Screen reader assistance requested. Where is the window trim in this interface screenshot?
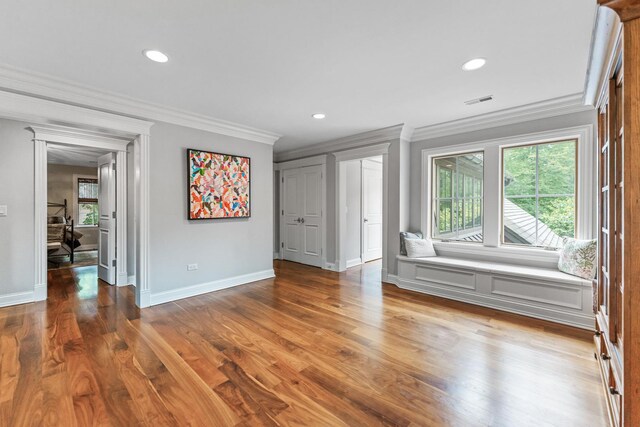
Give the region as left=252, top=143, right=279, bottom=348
left=73, top=173, right=98, bottom=228
left=500, top=138, right=579, bottom=248
left=420, top=124, right=595, bottom=263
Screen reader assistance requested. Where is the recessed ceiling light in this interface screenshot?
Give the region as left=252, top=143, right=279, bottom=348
left=143, top=49, right=169, bottom=63
left=312, top=113, right=326, bottom=119
left=462, top=57, right=486, bottom=71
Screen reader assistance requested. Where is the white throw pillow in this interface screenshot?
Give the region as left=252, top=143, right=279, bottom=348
left=404, top=239, right=437, bottom=258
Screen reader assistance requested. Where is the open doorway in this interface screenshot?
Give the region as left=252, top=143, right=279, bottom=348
left=46, top=143, right=124, bottom=288
left=344, top=156, right=383, bottom=268
left=39, top=131, right=132, bottom=302
left=46, top=144, right=102, bottom=270
left=335, top=142, right=389, bottom=277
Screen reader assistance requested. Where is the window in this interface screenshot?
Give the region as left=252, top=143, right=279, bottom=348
left=432, top=152, right=483, bottom=242
left=77, top=178, right=98, bottom=226
left=502, top=139, right=576, bottom=248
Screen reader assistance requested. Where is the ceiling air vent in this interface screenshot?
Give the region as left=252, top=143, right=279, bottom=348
left=464, top=95, right=493, bottom=105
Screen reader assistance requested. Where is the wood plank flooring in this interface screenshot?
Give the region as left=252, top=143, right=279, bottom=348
left=0, top=260, right=607, bottom=426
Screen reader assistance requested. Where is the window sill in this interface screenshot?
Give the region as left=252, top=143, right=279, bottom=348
left=432, top=241, right=560, bottom=269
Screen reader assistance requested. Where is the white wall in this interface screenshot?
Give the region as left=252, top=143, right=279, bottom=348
left=345, top=160, right=362, bottom=263
left=148, top=122, right=274, bottom=296
left=0, top=119, right=35, bottom=296
left=0, top=117, right=274, bottom=305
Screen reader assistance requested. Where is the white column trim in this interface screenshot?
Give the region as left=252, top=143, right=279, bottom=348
left=34, top=139, right=48, bottom=301
left=135, top=134, right=151, bottom=307
left=116, top=150, right=128, bottom=286
left=381, top=151, right=389, bottom=282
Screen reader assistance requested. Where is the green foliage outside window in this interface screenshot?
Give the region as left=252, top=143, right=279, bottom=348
left=503, top=140, right=576, bottom=243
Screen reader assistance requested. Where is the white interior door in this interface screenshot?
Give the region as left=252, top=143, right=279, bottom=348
left=282, top=168, right=302, bottom=262
left=98, top=153, right=116, bottom=284
left=362, top=159, right=383, bottom=262
left=281, top=165, right=323, bottom=267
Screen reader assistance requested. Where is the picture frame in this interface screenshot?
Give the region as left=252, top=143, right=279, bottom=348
left=187, top=148, right=251, bottom=220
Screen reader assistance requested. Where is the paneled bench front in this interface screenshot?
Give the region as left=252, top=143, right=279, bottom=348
left=396, top=255, right=594, bottom=329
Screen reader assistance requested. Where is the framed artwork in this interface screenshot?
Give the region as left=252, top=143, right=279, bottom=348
left=187, top=148, right=251, bottom=219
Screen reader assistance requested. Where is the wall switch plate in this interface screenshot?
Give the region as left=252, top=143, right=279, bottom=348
left=187, top=263, right=198, bottom=271
left=0, top=205, right=6, bottom=217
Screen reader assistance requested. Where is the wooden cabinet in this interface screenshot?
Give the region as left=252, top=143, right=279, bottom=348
left=595, top=1, right=640, bottom=426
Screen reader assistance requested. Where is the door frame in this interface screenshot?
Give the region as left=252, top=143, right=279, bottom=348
left=33, top=125, right=130, bottom=286
left=0, top=90, right=153, bottom=307
left=334, top=143, right=390, bottom=273
left=274, top=155, right=327, bottom=268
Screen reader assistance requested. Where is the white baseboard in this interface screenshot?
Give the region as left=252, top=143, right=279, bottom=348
left=273, top=252, right=280, bottom=260
left=323, top=262, right=337, bottom=271
left=138, top=289, right=151, bottom=308
left=346, top=258, right=362, bottom=269
left=34, top=283, right=47, bottom=301
left=149, top=269, right=275, bottom=306
left=0, top=290, right=35, bottom=308
left=128, top=275, right=136, bottom=286
left=117, top=272, right=129, bottom=287
left=384, top=273, right=398, bottom=285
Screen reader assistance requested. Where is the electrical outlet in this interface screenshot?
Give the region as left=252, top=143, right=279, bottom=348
left=187, top=263, right=198, bottom=271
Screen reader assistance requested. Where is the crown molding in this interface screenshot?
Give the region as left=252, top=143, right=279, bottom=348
left=411, top=94, right=593, bottom=143
left=0, top=64, right=281, bottom=145
left=584, top=6, right=622, bottom=107
left=0, top=90, right=153, bottom=136
left=274, top=123, right=410, bottom=162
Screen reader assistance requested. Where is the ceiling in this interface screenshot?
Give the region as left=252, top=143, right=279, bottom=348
left=0, top=1, right=597, bottom=152
left=47, top=144, right=108, bottom=167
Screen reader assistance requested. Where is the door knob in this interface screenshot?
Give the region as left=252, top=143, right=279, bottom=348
left=300, top=217, right=305, bottom=224
left=294, top=218, right=301, bottom=223
left=363, top=218, right=368, bottom=222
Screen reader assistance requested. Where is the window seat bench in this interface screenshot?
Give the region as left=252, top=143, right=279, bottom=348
left=395, top=255, right=594, bottom=329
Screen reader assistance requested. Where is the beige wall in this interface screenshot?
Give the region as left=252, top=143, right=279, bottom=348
left=47, top=163, right=98, bottom=248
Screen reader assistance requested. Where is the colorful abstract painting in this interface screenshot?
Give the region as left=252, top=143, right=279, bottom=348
left=188, top=149, right=250, bottom=219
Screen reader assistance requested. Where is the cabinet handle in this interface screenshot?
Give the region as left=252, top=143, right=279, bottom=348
left=601, top=353, right=611, bottom=361
left=594, top=330, right=602, bottom=337
left=609, top=386, right=619, bottom=395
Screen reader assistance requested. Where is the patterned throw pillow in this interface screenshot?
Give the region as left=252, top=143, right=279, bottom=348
left=400, top=231, right=423, bottom=255
left=558, top=237, right=597, bottom=280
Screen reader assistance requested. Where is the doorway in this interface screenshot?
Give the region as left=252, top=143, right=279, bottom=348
left=46, top=144, right=124, bottom=287
left=344, top=157, right=383, bottom=268
left=335, top=142, right=389, bottom=275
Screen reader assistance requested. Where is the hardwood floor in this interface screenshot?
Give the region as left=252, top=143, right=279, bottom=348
left=0, top=261, right=607, bottom=426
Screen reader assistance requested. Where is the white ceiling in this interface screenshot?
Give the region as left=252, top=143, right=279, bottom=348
left=0, top=1, right=597, bottom=152
left=47, top=144, right=107, bottom=167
